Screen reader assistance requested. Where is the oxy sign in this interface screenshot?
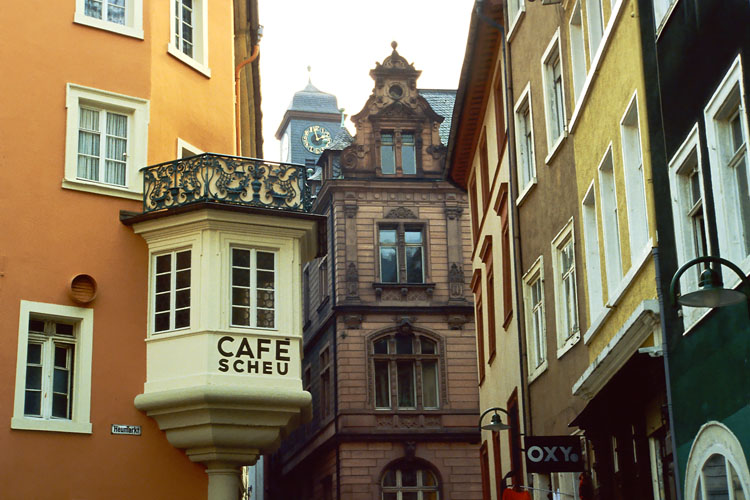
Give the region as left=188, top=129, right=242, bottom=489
left=524, top=435, right=584, bottom=473
left=217, top=335, right=294, bottom=376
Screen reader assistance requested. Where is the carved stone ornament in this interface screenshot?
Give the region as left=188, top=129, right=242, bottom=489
left=346, top=262, right=359, bottom=298
left=343, top=314, right=362, bottom=329
left=448, top=263, right=465, bottom=298
left=385, top=207, right=417, bottom=219
left=447, top=314, right=467, bottom=330
left=404, top=441, right=417, bottom=459
left=427, top=143, right=447, bottom=160
left=444, top=206, right=463, bottom=220
left=344, top=205, right=358, bottom=218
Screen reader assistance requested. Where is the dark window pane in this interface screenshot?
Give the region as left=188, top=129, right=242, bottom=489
left=257, top=290, right=275, bottom=309
left=257, top=309, right=274, bottom=328
left=233, top=248, right=250, bottom=268
left=406, top=247, right=423, bottom=283
left=27, top=343, right=42, bottom=364
left=26, top=366, right=42, bottom=390
left=232, top=307, right=250, bottom=326
left=420, top=338, right=436, bottom=354
left=155, top=292, right=170, bottom=312
left=175, top=308, right=190, bottom=329
left=383, top=469, right=396, bottom=487
left=257, top=251, right=275, bottom=270
left=24, top=391, right=41, bottom=416
left=176, top=269, right=190, bottom=289
left=375, top=361, right=390, bottom=408
left=56, top=323, right=74, bottom=336
left=422, top=361, right=439, bottom=408
left=232, top=287, right=250, bottom=307
left=257, top=271, right=274, bottom=289
left=423, top=470, right=437, bottom=486
left=53, top=368, right=69, bottom=393
left=233, top=267, right=250, bottom=287
left=380, top=248, right=398, bottom=283
left=156, top=254, right=171, bottom=273
left=155, top=273, right=171, bottom=293
left=175, top=289, right=190, bottom=308
left=154, top=312, right=170, bottom=332
left=374, top=338, right=389, bottom=354
left=28, top=319, right=45, bottom=333
left=54, top=346, right=68, bottom=368
left=401, top=469, right=417, bottom=487
left=52, top=393, right=70, bottom=419
left=402, top=493, right=418, bottom=500
left=383, top=494, right=397, bottom=500
left=176, top=250, right=191, bottom=270
left=397, top=361, right=415, bottom=408
left=396, top=335, right=413, bottom=354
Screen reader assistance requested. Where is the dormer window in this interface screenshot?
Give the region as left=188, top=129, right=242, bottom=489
left=380, top=131, right=418, bottom=176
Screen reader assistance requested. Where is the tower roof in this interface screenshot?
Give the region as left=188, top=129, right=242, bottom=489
left=286, top=81, right=341, bottom=115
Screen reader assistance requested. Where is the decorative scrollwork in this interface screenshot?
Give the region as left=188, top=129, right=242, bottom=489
left=141, top=154, right=312, bottom=214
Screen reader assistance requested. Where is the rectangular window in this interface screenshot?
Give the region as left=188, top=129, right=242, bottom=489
left=492, top=431, right=503, bottom=498
left=405, top=229, right=424, bottom=283
left=421, top=359, right=439, bottom=408
left=669, top=125, right=711, bottom=328
left=514, top=85, right=536, bottom=193
left=507, top=0, right=525, bottom=32
left=303, top=266, right=310, bottom=323
left=64, top=84, right=149, bottom=199
left=586, top=0, right=604, bottom=58
left=381, top=133, right=396, bottom=174
left=620, top=94, right=650, bottom=258
left=494, top=71, right=507, bottom=151
left=569, top=2, right=587, bottom=104
left=476, top=292, right=486, bottom=383
left=373, top=335, right=439, bottom=410
left=480, top=132, right=491, bottom=211
left=77, top=106, right=128, bottom=186
left=153, top=249, right=191, bottom=333
left=231, top=248, right=276, bottom=329
left=320, top=346, right=331, bottom=419
left=481, top=238, right=496, bottom=361
left=402, top=134, right=416, bottom=175
left=379, top=228, right=399, bottom=282
left=470, top=175, right=481, bottom=244
left=396, top=361, right=416, bottom=408
left=705, top=56, right=750, bottom=275
left=582, top=183, right=604, bottom=319
left=378, top=225, right=425, bottom=284
left=523, top=257, right=546, bottom=378
left=74, top=0, right=144, bottom=39
left=375, top=358, right=391, bottom=408
left=480, top=441, right=491, bottom=500
left=168, top=0, right=209, bottom=76
left=542, top=31, right=566, bottom=152
left=13, top=301, right=94, bottom=434
left=497, top=185, right=513, bottom=327
left=552, top=220, right=580, bottom=355
left=318, top=257, right=329, bottom=304
left=598, top=148, right=623, bottom=295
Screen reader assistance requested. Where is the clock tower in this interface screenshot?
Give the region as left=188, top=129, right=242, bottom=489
left=275, top=75, right=342, bottom=165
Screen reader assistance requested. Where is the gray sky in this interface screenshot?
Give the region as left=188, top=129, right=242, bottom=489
left=257, top=0, right=475, bottom=161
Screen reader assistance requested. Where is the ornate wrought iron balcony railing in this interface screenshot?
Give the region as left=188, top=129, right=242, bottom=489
left=141, top=153, right=313, bottom=214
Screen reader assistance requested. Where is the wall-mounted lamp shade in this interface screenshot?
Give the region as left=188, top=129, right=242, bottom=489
left=677, top=267, right=748, bottom=308
left=481, top=412, right=511, bottom=432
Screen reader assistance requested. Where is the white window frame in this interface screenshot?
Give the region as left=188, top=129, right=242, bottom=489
left=12, top=301, right=94, bottom=434
left=152, top=248, right=193, bottom=334
left=514, top=83, right=537, bottom=203
left=569, top=2, right=587, bottom=105
left=168, top=0, right=211, bottom=78
left=177, top=137, right=203, bottom=158
left=620, top=92, right=650, bottom=260
left=668, top=124, right=712, bottom=330
left=506, top=0, right=526, bottom=41
left=74, top=0, right=144, bottom=39
left=685, top=422, right=750, bottom=500
left=585, top=0, right=604, bottom=60
left=551, top=218, right=580, bottom=358
left=229, top=247, right=278, bottom=330
left=523, top=256, right=547, bottom=382
left=598, top=146, right=623, bottom=296
left=582, top=181, right=605, bottom=322
left=653, top=0, right=679, bottom=35
left=541, top=29, right=567, bottom=162
left=64, top=83, right=149, bottom=200
left=705, top=55, right=750, bottom=285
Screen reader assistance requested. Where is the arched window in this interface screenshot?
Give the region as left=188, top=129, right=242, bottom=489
left=686, top=422, right=750, bottom=500
left=372, top=331, right=440, bottom=410
left=381, top=463, right=440, bottom=500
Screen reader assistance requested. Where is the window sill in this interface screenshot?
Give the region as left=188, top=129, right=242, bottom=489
left=544, top=131, right=567, bottom=165
left=506, top=9, right=525, bottom=44
left=11, top=416, right=92, bottom=434
left=556, top=331, right=580, bottom=359
left=167, top=45, right=211, bottom=78
left=62, top=178, right=142, bottom=200
left=515, top=178, right=537, bottom=206
left=527, top=359, right=548, bottom=384
left=74, top=13, right=144, bottom=39
left=502, top=310, right=513, bottom=330
left=317, top=295, right=330, bottom=313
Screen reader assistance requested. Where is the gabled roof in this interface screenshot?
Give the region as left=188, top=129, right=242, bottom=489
left=419, top=89, right=457, bottom=146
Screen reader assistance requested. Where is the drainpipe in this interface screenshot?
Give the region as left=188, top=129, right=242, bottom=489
left=475, top=0, right=532, bottom=482
left=235, top=30, right=262, bottom=156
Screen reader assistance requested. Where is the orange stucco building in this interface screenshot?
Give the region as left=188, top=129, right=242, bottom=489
left=0, top=1, right=262, bottom=498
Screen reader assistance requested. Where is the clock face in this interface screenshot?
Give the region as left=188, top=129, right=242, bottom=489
left=302, top=125, right=332, bottom=154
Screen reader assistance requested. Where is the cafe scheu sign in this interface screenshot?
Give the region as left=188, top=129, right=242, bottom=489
left=217, top=335, right=294, bottom=376
left=524, top=435, right=584, bottom=473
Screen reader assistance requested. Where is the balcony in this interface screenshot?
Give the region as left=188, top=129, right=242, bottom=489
left=141, top=153, right=314, bottom=215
